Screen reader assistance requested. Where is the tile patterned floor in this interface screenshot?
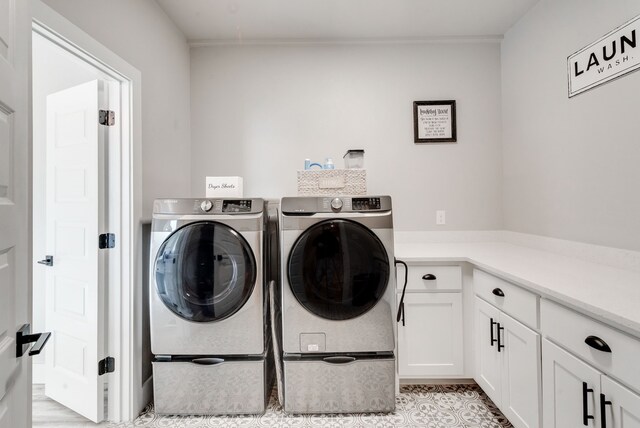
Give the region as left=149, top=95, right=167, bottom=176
left=105, top=384, right=513, bottom=428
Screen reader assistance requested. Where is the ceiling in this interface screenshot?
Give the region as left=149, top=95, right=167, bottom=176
left=155, top=0, right=541, bottom=44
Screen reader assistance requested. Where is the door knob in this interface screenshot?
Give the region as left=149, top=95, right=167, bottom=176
left=16, top=324, right=51, bottom=357
left=37, top=255, right=53, bottom=266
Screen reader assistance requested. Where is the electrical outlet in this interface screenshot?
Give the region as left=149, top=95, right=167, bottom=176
left=436, top=210, right=446, bottom=225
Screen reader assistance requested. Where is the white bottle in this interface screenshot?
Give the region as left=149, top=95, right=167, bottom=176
left=323, top=158, right=335, bottom=170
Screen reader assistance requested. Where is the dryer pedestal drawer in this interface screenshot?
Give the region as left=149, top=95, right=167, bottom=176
left=153, top=358, right=271, bottom=415
left=283, top=355, right=396, bottom=414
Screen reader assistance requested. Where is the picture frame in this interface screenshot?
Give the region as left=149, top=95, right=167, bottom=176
left=413, top=100, right=457, bottom=143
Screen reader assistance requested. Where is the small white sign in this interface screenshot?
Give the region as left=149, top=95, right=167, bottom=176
left=568, top=15, right=640, bottom=97
left=205, top=176, right=243, bottom=197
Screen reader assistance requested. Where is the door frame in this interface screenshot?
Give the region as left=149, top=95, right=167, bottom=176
left=31, top=1, right=143, bottom=422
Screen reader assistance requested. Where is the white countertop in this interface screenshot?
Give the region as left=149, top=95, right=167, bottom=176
left=395, top=241, right=640, bottom=338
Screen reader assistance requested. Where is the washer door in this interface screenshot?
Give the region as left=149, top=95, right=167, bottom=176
left=154, top=221, right=257, bottom=322
left=287, top=219, right=390, bottom=320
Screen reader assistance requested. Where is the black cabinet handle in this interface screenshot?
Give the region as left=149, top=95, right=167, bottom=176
left=583, top=382, right=595, bottom=426
left=492, top=288, right=505, bottom=297
left=490, top=318, right=498, bottom=347
left=497, top=323, right=505, bottom=352
left=422, top=274, right=436, bottom=280
left=585, top=336, right=612, bottom=353
left=600, top=393, right=612, bottom=428
left=16, top=324, right=51, bottom=357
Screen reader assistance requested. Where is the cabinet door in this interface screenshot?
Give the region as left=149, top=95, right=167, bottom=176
left=397, top=293, right=463, bottom=377
left=475, top=297, right=502, bottom=405
left=543, top=339, right=601, bottom=428
left=500, top=312, right=541, bottom=428
left=601, top=376, right=640, bottom=428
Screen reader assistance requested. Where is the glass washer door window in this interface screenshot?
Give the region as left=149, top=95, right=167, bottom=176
left=288, top=219, right=390, bottom=320
left=154, top=221, right=257, bottom=322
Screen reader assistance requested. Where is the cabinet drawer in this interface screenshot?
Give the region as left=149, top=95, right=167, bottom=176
left=474, top=269, right=538, bottom=329
left=402, top=265, right=462, bottom=292
left=541, top=299, right=640, bottom=393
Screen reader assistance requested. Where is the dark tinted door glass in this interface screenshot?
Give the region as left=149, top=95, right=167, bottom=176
left=155, top=221, right=256, bottom=322
left=288, top=219, right=390, bottom=320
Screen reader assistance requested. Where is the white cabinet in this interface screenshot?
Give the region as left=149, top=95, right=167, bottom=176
left=541, top=299, right=640, bottom=392
left=541, top=299, right=640, bottom=428
left=396, top=264, right=463, bottom=378
left=475, top=296, right=541, bottom=428
left=397, top=292, right=463, bottom=376
left=601, top=376, right=640, bottom=428
left=543, top=338, right=640, bottom=428
left=475, top=296, right=501, bottom=400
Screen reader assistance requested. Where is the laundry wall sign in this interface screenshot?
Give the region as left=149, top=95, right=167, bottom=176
left=568, top=14, right=639, bottom=97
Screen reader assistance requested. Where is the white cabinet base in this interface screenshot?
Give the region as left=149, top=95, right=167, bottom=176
left=543, top=339, right=601, bottom=428
left=475, top=296, right=541, bottom=428
left=602, top=376, right=640, bottom=428
left=397, top=293, right=463, bottom=377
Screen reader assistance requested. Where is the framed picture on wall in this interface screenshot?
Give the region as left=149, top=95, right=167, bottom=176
left=413, top=100, right=457, bottom=143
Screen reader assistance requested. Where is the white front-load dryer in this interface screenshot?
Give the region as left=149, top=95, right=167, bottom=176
left=150, top=198, right=265, bottom=356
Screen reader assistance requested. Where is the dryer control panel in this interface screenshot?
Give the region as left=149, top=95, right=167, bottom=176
left=152, top=198, right=264, bottom=215
left=222, top=199, right=252, bottom=213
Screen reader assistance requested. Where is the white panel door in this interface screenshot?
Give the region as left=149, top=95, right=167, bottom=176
left=0, top=0, right=32, bottom=427
left=474, top=297, right=502, bottom=405
left=601, top=376, right=640, bottom=428
left=44, top=80, right=107, bottom=423
left=543, top=338, right=601, bottom=428
left=397, top=292, right=463, bottom=376
left=500, top=311, right=541, bottom=428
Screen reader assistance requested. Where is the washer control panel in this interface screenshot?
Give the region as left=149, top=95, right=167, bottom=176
left=352, top=197, right=381, bottom=211
left=303, top=196, right=389, bottom=213
left=330, top=198, right=343, bottom=211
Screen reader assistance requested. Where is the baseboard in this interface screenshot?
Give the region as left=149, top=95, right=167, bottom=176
left=400, top=378, right=476, bottom=385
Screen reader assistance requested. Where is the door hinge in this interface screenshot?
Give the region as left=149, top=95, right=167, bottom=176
left=98, top=233, right=116, bottom=249
left=98, top=357, right=115, bottom=375
left=99, top=109, right=115, bottom=126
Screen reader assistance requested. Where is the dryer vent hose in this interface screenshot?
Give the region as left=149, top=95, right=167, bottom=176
left=394, top=258, right=408, bottom=326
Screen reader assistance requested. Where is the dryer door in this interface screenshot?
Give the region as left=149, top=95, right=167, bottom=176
left=287, top=219, right=390, bottom=320
left=154, top=221, right=257, bottom=322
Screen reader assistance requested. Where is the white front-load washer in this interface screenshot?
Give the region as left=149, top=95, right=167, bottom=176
left=279, top=196, right=396, bottom=414
left=149, top=198, right=272, bottom=415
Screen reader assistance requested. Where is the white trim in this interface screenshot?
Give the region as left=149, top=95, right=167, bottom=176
left=31, top=0, right=143, bottom=422
left=188, top=35, right=504, bottom=47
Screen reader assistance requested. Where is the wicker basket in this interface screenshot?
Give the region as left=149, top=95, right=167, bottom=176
left=297, top=169, right=367, bottom=196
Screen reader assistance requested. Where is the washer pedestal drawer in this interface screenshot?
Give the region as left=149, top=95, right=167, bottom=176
left=283, top=354, right=396, bottom=414
left=153, top=358, right=271, bottom=415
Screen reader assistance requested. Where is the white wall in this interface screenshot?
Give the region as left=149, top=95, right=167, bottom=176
left=190, top=43, right=503, bottom=231
left=502, top=0, right=640, bottom=251
left=31, top=32, right=111, bottom=382
left=42, top=0, right=191, bottom=219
